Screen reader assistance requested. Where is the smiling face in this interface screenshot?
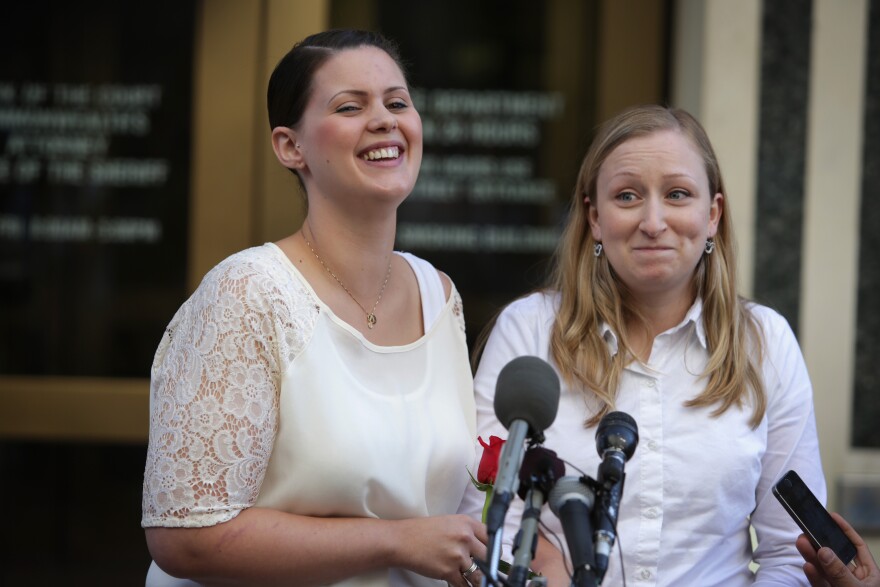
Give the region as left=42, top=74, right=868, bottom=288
left=290, top=45, right=422, bottom=208
left=589, top=128, right=723, bottom=303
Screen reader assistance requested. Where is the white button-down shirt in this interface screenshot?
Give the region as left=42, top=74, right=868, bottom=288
left=460, top=292, right=824, bottom=586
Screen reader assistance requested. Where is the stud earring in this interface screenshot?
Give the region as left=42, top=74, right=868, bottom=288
left=594, top=243, right=603, bottom=257
left=704, top=239, right=715, bottom=255
left=295, top=143, right=301, bottom=149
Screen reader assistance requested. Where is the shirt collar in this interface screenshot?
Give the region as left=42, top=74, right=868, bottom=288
left=599, top=297, right=707, bottom=356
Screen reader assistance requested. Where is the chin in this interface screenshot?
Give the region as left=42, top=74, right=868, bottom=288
left=375, top=178, right=417, bottom=198
left=623, top=272, right=679, bottom=292
left=365, top=187, right=411, bottom=209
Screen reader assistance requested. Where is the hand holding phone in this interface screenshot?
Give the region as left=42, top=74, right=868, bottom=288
left=773, top=469, right=858, bottom=571
left=798, top=511, right=880, bottom=587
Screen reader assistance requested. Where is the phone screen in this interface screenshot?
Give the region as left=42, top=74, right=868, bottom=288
left=773, top=470, right=857, bottom=566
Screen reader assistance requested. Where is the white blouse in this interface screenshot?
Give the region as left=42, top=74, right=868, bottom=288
left=459, top=291, right=824, bottom=586
left=143, top=243, right=476, bottom=586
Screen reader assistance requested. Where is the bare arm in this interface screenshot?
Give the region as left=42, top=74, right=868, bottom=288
left=530, top=534, right=571, bottom=586
left=147, top=507, right=487, bottom=586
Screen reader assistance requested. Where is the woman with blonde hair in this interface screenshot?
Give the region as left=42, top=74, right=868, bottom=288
left=461, top=104, right=824, bottom=586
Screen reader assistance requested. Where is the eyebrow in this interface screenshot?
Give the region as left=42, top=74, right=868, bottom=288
left=328, top=86, right=410, bottom=103
left=609, top=170, right=698, bottom=182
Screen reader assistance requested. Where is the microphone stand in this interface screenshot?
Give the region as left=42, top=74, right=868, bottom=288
left=592, top=473, right=625, bottom=583
left=484, top=355, right=562, bottom=587
left=509, top=445, right=563, bottom=587
left=509, top=486, right=544, bottom=587
left=483, top=424, right=531, bottom=587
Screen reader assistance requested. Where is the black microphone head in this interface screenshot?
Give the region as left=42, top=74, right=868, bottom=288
left=548, top=476, right=595, bottom=516
left=494, top=356, right=560, bottom=435
left=596, top=411, right=639, bottom=460
left=518, top=446, right=565, bottom=499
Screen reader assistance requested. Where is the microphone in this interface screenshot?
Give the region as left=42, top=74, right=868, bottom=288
left=509, top=447, right=565, bottom=587
left=592, top=411, right=639, bottom=583
left=484, top=356, right=560, bottom=584
left=549, top=476, right=598, bottom=587
left=486, top=356, right=560, bottom=533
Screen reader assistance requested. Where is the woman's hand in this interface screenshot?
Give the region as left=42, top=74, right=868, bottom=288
left=797, top=512, right=880, bottom=587
left=392, top=514, right=487, bottom=586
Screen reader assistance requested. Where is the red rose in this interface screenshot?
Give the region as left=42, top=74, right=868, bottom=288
left=477, top=435, right=505, bottom=485
left=467, top=435, right=539, bottom=578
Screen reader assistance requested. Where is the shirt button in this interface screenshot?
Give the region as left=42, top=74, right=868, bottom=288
left=645, top=379, right=656, bottom=388
left=640, top=568, right=652, bottom=580
left=645, top=507, right=659, bottom=519
left=647, top=440, right=658, bottom=451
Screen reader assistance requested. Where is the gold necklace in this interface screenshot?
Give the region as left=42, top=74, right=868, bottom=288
left=302, top=221, right=391, bottom=329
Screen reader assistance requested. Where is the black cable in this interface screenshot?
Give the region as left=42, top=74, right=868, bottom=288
left=538, top=517, right=574, bottom=581
left=561, top=460, right=587, bottom=476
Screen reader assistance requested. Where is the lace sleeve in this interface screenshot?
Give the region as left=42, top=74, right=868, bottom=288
left=142, top=250, right=311, bottom=528
left=452, top=288, right=466, bottom=334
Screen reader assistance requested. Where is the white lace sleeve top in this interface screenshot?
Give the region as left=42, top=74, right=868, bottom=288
left=142, top=243, right=476, bottom=584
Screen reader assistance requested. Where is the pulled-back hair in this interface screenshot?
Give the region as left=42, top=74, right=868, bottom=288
left=267, top=29, right=407, bottom=130
left=549, top=104, right=766, bottom=428
left=267, top=29, right=407, bottom=190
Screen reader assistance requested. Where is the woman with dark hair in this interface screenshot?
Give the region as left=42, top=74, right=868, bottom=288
left=461, top=104, right=825, bottom=585
left=142, top=29, right=485, bottom=586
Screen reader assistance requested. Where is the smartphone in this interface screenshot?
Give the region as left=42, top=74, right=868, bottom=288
left=773, top=469, right=858, bottom=570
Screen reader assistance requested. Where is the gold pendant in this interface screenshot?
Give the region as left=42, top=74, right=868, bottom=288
left=367, top=313, right=377, bottom=329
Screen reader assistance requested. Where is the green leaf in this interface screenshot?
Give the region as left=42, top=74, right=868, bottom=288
left=466, top=467, right=493, bottom=492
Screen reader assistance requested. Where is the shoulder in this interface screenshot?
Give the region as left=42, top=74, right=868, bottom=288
left=741, top=299, right=797, bottom=346
left=202, top=244, right=291, bottom=288
left=475, top=291, right=558, bottom=385
left=156, top=244, right=318, bottom=372
left=498, top=290, right=559, bottom=328
left=740, top=300, right=811, bottom=399
left=396, top=250, right=455, bottom=299
left=195, top=244, right=307, bottom=308
left=171, top=244, right=317, bottom=341
left=486, top=290, right=558, bottom=353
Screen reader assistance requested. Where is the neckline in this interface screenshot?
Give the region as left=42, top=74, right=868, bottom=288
left=265, top=242, right=450, bottom=352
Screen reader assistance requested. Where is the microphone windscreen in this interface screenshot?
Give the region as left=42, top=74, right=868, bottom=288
left=518, top=446, right=565, bottom=499
left=494, top=356, right=560, bottom=434
left=548, top=476, right=595, bottom=516
left=595, top=410, right=639, bottom=459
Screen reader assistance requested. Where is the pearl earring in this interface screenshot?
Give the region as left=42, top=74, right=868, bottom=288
left=594, top=243, right=603, bottom=257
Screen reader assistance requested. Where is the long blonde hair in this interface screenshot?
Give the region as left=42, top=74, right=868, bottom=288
left=549, top=105, right=766, bottom=428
